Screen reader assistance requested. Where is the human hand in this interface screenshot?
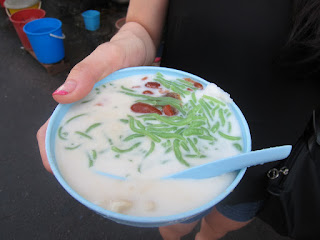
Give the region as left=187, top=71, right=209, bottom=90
left=36, top=21, right=159, bottom=173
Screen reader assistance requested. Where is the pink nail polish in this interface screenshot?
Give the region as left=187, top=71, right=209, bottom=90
left=52, top=80, right=77, bottom=96
left=52, top=90, right=69, bottom=96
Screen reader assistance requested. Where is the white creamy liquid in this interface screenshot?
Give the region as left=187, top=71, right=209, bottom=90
left=55, top=73, right=244, bottom=217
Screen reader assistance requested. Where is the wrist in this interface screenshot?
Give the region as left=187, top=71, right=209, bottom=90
left=111, top=21, right=157, bottom=66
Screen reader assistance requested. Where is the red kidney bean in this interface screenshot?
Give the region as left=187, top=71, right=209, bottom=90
left=163, top=105, right=177, bottom=116
left=143, top=90, right=154, bottom=95
left=164, top=92, right=181, bottom=100
left=193, top=82, right=203, bottom=89
left=184, top=78, right=203, bottom=89
left=131, top=103, right=162, bottom=115
left=142, top=76, right=148, bottom=80
left=145, top=82, right=161, bottom=89
left=184, top=78, right=195, bottom=83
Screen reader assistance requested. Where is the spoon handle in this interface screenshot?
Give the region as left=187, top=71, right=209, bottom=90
left=165, top=145, right=292, bottom=179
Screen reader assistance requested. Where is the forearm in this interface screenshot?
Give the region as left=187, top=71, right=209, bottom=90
left=80, top=0, right=168, bottom=82
left=126, top=0, right=168, bottom=47
left=109, top=0, right=168, bottom=69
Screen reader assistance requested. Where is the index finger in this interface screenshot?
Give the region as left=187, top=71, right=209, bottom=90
left=36, top=119, right=53, bottom=174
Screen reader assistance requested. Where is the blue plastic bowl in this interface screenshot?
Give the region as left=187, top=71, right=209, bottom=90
left=46, top=66, right=252, bottom=227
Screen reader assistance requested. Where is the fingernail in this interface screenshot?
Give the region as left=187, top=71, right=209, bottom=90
left=52, top=80, right=77, bottom=96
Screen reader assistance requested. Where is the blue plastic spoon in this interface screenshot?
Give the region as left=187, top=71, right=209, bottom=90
left=164, top=145, right=292, bottom=179
left=95, top=145, right=292, bottom=180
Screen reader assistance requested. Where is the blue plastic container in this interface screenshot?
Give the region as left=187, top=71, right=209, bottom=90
left=46, top=66, right=252, bottom=227
left=23, top=18, right=65, bottom=64
left=81, top=10, right=100, bottom=31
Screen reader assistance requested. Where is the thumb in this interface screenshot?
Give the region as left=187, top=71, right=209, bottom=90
left=52, top=43, right=123, bottom=104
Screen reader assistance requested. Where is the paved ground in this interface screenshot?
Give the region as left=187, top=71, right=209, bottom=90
left=0, top=3, right=293, bottom=240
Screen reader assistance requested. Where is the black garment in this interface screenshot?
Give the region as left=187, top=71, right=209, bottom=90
left=161, top=0, right=320, bottom=203
left=259, top=107, right=320, bottom=239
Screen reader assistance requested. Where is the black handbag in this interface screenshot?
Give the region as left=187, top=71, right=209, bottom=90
left=258, top=106, right=320, bottom=240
